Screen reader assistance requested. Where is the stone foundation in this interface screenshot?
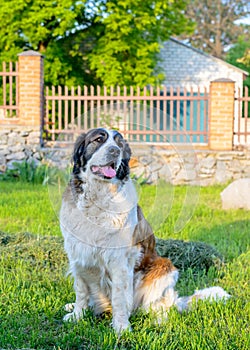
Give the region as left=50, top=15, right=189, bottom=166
left=0, top=125, right=42, bottom=172
left=1, top=130, right=250, bottom=185
left=128, top=145, right=250, bottom=186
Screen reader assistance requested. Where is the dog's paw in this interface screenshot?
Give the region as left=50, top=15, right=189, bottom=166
left=63, top=309, right=83, bottom=322
left=112, top=319, right=132, bottom=334
left=64, top=303, right=75, bottom=312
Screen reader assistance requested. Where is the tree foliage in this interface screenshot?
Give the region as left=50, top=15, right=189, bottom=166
left=0, top=0, right=192, bottom=87
left=0, top=0, right=98, bottom=86
left=238, top=49, right=250, bottom=68
left=178, top=0, right=250, bottom=59
left=88, top=0, right=191, bottom=86
left=226, top=33, right=250, bottom=87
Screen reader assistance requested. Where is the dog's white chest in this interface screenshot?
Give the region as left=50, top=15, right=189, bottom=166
left=60, top=179, right=138, bottom=248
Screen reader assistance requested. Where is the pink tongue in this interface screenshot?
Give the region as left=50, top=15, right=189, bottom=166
left=101, top=166, right=116, bottom=178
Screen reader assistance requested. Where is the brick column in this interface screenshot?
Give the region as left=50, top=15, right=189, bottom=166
left=209, top=78, right=235, bottom=150
left=18, top=51, right=44, bottom=129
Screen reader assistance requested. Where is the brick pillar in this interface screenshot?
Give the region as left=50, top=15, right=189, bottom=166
left=209, top=78, right=235, bottom=150
left=18, top=51, right=44, bottom=130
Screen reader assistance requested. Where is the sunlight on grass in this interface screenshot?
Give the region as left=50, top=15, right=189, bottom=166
left=0, top=182, right=61, bottom=235
left=0, top=180, right=249, bottom=349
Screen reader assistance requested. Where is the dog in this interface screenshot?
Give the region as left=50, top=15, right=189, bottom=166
left=60, top=128, right=230, bottom=333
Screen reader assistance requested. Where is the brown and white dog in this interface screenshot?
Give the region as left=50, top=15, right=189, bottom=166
left=60, top=128, right=230, bottom=333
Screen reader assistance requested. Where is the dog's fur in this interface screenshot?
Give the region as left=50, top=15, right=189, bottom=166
left=60, top=128, right=230, bottom=333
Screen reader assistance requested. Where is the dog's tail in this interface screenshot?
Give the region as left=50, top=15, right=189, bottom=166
left=175, top=286, right=231, bottom=312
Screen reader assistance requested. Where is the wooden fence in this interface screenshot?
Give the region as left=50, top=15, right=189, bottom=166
left=1, top=54, right=250, bottom=149
left=45, top=85, right=209, bottom=144
left=234, top=86, right=250, bottom=146
left=0, top=62, right=19, bottom=119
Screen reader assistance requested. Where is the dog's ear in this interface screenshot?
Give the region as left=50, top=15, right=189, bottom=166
left=72, top=133, right=87, bottom=175
left=122, top=139, right=132, bottom=162
left=116, top=139, right=131, bottom=181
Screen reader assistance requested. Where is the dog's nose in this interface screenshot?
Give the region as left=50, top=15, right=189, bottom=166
left=108, top=146, right=120, bottom=157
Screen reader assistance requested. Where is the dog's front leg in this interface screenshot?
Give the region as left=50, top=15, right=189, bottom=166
left=109, top=262, right=133, bottom=333
left=64, top=272, right=89, bottom=321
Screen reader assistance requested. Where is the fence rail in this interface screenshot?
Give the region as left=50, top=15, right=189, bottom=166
left=234, top=86, right=250, bottom=147
left=45, top=85, right=209, bottom=144
left=0, top=54, right=249, bottom=150
left=0, top=62, right=19, bottom=119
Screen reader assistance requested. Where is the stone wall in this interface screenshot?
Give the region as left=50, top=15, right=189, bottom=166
left=128, top=145, right=250, bottom=186
left=0, top=126, right=42, bottom=172
left=1, top=135, right=249, bottom=185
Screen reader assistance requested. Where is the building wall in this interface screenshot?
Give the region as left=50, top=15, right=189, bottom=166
left=159, top=39, right=244, bottom=92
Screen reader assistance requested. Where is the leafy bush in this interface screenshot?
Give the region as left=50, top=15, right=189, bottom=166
left=0, top=160, right=46, bottom=183
left=0, top=160, right=70, bottom=185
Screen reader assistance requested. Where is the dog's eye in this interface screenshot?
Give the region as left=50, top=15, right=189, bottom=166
left=93, top=135, right=104, bottom=143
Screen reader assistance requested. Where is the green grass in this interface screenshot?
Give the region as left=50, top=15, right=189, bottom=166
left=0, top=181, right=249, bottom=349
left=0, top=182, right=61, bottom=235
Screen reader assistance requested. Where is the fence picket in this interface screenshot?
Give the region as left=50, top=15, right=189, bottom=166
left=197, top=86, right=201, bottom=143
left=143, top=86, right=147, bottom=142
left=84, top=86, right=88, bottom=130
left=52, top=86, right=56, bottom=141
left=183, top=87, right=187, bottom=142
left=103, top=86, right=107, bottom=125
left=90, top=85, right=94, bottom=129
left=65, top=86, right=69, bottom=134
left=130, top=86, right=134, bottom=141
left=190, top=87, right=194, bottom=143
left=117, top=85, right=121, bottom=130
left=244, top=87, right=248, bottom=143
left=71, top=87, right=75, bottom=126
left=110, top=86, right=114, bottom=129
left=123, top=86, right=127, bottom=136
left=9, top=62, right=13, bottom=117
left=77, top=86, right=81, bottom=130
left=97, top=85, right=101, bottom=128
left=149, top=86, right=154, bottom=142
left=136, top=86, right=140, bottom=142
left=58, top=86, right=62, bottom=132
left=169, top=86, right=174, bottom=143
left=176, top=87, right=180, bottom=143
left=162, top=86, right=167, bottom=141
left=156, top=86, right=160, bottom=142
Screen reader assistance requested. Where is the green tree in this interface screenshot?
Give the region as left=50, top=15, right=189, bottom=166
left=88, top=0, right=192, bottom=86
left=238, top=48, right=250, bottom=68
left=0, top=0, right=98, bottom=86
left=226, top=32, right=250, bottom=87
left=0, top=0, right=191, bottom=87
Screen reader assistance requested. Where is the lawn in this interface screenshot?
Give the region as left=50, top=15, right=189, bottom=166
left=0, top=180, right=249, bottom=349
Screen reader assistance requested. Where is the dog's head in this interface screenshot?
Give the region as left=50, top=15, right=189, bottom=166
left=72, top=128, right=131, bottom=181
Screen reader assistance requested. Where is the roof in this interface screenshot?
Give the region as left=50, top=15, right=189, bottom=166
left=169, top=37, right=249, bottom=76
